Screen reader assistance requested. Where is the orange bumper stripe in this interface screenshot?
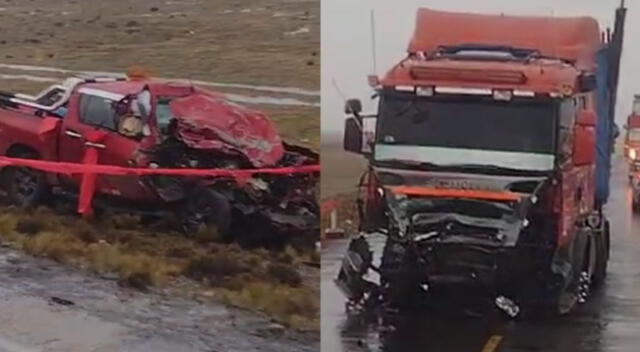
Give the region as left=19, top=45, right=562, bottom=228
left=389, top=186, right=522, bottom=202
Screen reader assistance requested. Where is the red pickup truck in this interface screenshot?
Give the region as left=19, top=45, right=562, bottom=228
left=0, top=76, right=319, bottom=245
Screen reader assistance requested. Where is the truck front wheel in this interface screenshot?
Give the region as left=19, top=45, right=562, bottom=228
left=379, top=238, right=425, bottom=310
left=592, top=220, right=610, bottom=287
left=4, top=151, right=49, bottom=209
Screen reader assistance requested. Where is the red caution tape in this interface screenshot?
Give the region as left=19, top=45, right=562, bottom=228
left=0, top=155, right=319, bottom=215
left=0, top=157, right=320, bottom=177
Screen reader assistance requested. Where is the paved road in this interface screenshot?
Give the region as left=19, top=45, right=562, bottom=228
left=321, top=156, right=640, bottom=352
left=0, top=247, right=317, bottom=352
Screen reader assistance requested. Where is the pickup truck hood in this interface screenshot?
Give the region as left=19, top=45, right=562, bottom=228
left=169, top=94, right=285, bottom=167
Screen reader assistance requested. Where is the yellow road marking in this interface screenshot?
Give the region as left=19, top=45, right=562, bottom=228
left=481, top=335, right=503, bottom=352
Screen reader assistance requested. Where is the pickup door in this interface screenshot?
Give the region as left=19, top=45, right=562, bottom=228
left=58, top=88, right=152, bottom=201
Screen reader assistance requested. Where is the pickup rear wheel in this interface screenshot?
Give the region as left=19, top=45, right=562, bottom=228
left=4, top=151, right=49, bottom=209
left=180, top=189, right=232, bottom=241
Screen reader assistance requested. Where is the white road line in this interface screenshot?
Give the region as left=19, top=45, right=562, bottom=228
left=0, top=74, right=58, bottom=83
left=0, top=63, right=320, bottom=97
left=0, top=73, right=318, bottom=107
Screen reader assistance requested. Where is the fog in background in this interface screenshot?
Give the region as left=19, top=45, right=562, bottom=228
left=321, top=0, right=638, bottom=138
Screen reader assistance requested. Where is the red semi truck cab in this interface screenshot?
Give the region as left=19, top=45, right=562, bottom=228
left=337, top=6, right=626, bottom=316
left=0, top=76, right=319, bottom=244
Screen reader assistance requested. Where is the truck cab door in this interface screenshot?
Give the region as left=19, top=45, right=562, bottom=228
left=59, top=90, right=151, bottom=200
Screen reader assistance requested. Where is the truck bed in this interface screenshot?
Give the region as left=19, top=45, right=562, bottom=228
left=0, top=106, right=61, bottom=160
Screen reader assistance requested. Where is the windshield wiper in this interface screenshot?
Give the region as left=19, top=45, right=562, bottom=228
left=442, top=163, right=544, bottom=175
left=376, top=158, right=443, bottom=170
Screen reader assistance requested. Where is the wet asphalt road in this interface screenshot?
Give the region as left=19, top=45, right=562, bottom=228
left=321, top=155, right=640, bottom=352
left=0, top=248, right=318, bottom=352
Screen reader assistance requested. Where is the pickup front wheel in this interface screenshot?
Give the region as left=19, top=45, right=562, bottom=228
left=4, top=151, right=49, bottom=209
left=179, top=188, right=232, bottom=241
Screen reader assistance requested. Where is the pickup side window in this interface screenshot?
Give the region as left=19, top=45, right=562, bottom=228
left=79, top=94, right=117, bottom=131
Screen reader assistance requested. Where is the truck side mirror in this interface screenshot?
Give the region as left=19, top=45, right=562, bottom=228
left=573, top=125, right=596, bottom=166
left=344, top=99, right=363, bottom=115
left=344, top=117, right=363, bottom=154
left=577, top=73, right=597, bottom=92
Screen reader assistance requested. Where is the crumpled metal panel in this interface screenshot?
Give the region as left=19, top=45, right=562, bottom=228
left=169, top=94, right=285, bottom=168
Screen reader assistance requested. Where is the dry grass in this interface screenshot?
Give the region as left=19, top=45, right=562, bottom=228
left=220, top=282, right=319, bottom=330
left=0, top=206, right=319, bottom=331
left=0, top=0, right=320, bottom=156
left=262, top=106, right=320, bottom=150
left=0, top=0, right=319, bottom=89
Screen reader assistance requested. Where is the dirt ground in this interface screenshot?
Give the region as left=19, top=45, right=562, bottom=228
left=0, top=0, right=318, bottom=88
left=0, top=0, right=320, bottom=339
left=0, top=0, right=320, bottom=148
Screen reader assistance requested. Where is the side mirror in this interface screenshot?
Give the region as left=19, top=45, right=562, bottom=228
left=573, top=125, right=596, bottom=166
left=344, top=99, right=362, bottom=115
left=344, top=117, right=363, bottom=154
left=577, top=73, right=597, bottom=92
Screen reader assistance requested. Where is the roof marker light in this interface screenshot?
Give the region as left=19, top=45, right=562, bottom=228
left=395, top=85, right=415, bottom=92
left=416, top=86, right=434, bottom=96
left=513, top=90, right=536, bottom=97
left=493, top=89, right=513, bottom=101
left=435, top=87, right=492, bottom=95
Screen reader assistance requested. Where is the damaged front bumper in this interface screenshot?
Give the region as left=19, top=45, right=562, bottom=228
left=336, top=185, right=549, bottom=310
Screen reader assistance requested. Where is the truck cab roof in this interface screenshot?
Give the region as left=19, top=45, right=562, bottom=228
left=381, top=55, right=581, bottom=96
left=409, top=8, right=602, bottom=71
left=379, top=8, right=605, bottom=97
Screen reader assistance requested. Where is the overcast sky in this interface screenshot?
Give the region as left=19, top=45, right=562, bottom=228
left=321, top=0, right=638, bottom=135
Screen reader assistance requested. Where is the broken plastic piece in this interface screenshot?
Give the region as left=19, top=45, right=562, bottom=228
left=495, top=296, right=520, bottom=318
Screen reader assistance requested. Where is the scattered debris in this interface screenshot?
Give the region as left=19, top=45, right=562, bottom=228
left=50, top=296, right=75, bottom=306
left=495, top=296, right=520, bottom=318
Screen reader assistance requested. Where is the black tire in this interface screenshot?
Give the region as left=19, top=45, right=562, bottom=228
left=592, top=221, right=610, bottom=287
left=379, top=238, right=424, bottom=310
left=542, top=230, right=593, bottom=316
left=180, top=188, right=232, bottom=241
left=3, top=151, right=49, bottom=209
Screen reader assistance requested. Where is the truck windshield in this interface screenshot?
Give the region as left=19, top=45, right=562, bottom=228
left=374, top=93, right=557, bottom=172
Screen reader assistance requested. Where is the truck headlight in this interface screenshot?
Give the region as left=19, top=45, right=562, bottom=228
left=630, top=148, right=637, bottom=160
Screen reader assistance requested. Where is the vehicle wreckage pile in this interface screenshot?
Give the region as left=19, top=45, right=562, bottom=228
left=0, top=74, right=319, bottom=247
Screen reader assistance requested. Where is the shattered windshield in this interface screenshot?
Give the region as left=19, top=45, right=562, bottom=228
left=374, top=92, right=558, bottom=171
left=156, top=97, right=176, bottom=132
